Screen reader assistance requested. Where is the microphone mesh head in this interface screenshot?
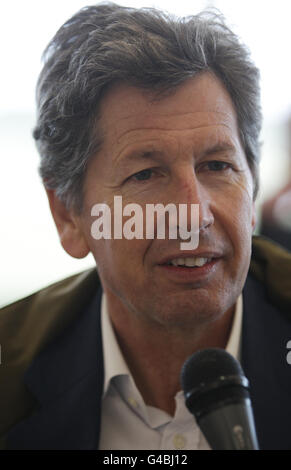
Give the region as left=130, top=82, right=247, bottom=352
left=181, top=348, right=244, bottom=396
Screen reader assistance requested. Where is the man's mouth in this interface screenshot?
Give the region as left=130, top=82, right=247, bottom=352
left=157, top=253, right=221, bottom=281
left=165, top=256, right=211, bottom=268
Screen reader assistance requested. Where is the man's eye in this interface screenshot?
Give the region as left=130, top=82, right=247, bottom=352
left=204, top=161, right=232, bottom=172
left=132, top=169, right=153, bottom=181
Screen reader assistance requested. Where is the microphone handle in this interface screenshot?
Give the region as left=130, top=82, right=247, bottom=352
left=198, top=398, right=259, bottom=450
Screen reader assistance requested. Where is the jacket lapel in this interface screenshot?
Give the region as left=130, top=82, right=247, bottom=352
left=242, top=274, right=291, bottom=450
left=6, top=288, right=104, bottom=450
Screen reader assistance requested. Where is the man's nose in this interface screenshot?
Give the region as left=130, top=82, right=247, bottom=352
left=172, top=168, right=214, bottom=233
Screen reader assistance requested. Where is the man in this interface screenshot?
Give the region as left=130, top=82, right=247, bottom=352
left=1, top=3, right=291, bottom=450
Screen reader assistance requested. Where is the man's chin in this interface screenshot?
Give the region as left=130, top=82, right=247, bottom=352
left=141, top=299, right=229, bottom=332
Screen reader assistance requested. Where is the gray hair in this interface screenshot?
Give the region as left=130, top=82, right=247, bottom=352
left=33, top=2, right=262, bottom=212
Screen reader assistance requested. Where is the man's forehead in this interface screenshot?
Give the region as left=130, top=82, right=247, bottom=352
left=98, top=73, right=239, bottom=144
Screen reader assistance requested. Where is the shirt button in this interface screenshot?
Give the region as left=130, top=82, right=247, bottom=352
left=173, top=434, right=186, bottom=449
left=128, top=397, right=138, bottom=408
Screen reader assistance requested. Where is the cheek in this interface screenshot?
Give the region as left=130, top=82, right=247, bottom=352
left=230, top=202, right=254, bottom=269
left=90, top=238, right=152, bottom=305
left=215, top=187, right=254, bottom=248
left=89, top=236, right=148, bottom=275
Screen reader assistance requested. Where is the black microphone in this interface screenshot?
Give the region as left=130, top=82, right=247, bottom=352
left=181, top=348, right=259, bottom=450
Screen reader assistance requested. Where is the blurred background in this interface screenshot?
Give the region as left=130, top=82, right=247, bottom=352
left=1, top=0, right=291, bottom=307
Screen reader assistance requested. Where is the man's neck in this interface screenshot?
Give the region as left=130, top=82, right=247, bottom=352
left=106, top=296, right=235, bottom=416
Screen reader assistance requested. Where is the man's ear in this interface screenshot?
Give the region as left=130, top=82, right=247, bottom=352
left=45, top=188, right=90, bottom=259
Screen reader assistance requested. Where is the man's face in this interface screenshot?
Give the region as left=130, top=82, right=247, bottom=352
left=78, top=73, right=256, bottom=330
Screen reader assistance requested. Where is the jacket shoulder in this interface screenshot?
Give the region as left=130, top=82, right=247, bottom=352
left=250, top=235, right=291, bottom=316
left=0, top=268, right=100, bottom=442
left=0, top=268, right=100, bottom=350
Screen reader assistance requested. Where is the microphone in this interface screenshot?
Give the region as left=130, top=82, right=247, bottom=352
left=181, top=348, right=259, bottom=450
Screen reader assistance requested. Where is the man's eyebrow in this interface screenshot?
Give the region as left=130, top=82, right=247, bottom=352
left=202, top=142, right=236, bottom=156
left=117, top=141, right=236, bottom=164
left=119, top=149, right=161, bottom=162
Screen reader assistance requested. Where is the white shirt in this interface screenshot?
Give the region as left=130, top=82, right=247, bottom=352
left=99, top=294, right=243, bottom=450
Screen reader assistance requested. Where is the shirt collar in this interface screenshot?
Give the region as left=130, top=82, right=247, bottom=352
left=101, top=293, right=243, bottom=396
left=101, top=293, right=130, bottom=396
left=226, top=293, right=243, bottom=359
